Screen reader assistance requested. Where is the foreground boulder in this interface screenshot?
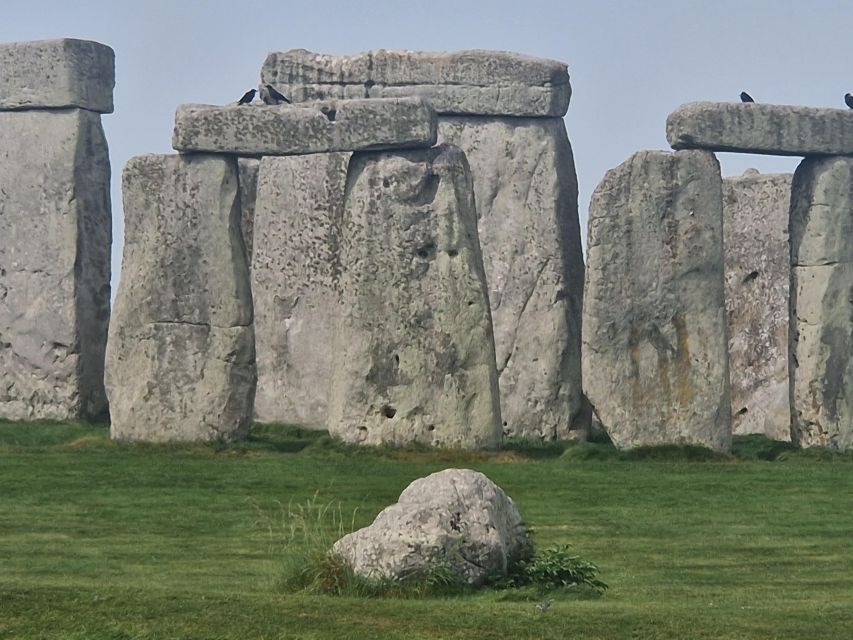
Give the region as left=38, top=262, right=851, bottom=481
left=723, top=170, right=792, bottom=441
left=106, top=154, right=255, bottom=442
left=583, top=150, right=731, bottom=450
left=0, top=38, right=114, bottom=113
left=789, top=157, right=853, bottom=451
left=328, top=144, right=502, bottom=449
left=667, top=102, right=853, bottom=156
left=172, top=98, right=436, bottom=156
left=251, top=152, right=350, bottom=427
left=333, top=469, right=530, bottom=585
left=0, top=108, right=111, bottom=421
left=261, top=48, right=570, bottom=117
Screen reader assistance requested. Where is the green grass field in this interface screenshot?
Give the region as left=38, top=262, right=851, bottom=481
left=1, top=421, right=852, bottom=639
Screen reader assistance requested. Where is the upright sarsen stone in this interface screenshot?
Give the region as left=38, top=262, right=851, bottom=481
left=0, top=109, right=111, bottom=421
left=789, top=157, right=853, bottom=451
left=328, top=144, right=502, bottom=449
left=583, top=150, right=731, bottom=450
left=723, top=171, right=792, bottom=441
left=106, top=154, right=255, bottom=442
left=251, top=152, right=350, bottom=427
left=438, top=117, right=585, bottom=439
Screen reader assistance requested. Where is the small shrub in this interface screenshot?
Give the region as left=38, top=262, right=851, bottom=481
left=497, top=544, right=608, bottom=595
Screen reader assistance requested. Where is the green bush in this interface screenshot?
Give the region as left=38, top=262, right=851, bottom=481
left=510, top=544, right=608, bottom=595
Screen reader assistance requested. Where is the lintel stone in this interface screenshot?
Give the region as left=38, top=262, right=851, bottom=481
left=667, top=102, right=853, bottom=156
left=0, top=38, right=114, bottom=113
left=261, top=49, right=571, bottom=117
left=172, top=98, right=437, bottom=156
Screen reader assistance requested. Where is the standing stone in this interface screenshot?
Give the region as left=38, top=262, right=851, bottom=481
left=789, top=157, right=853, bottom=451
left=328, top=144, right=502, bottom=449
left=723, top=170, right=792, bottom=441
left=251, top=152, right=350, bottom=427
left=0, top=109, right=111, bottom=421
left=260, top=49, right=585, bottom=440
left=106, top=154, right=255, bottom=442
left=438, top=117, right=585, bottom=439
left=583, top=150, right=731, bottom=451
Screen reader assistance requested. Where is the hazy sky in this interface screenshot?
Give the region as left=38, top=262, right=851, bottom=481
left=4, top=0, right=852, bottom=292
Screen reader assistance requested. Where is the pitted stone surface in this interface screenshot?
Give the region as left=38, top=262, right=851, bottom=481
left=333, top=469, right=530, bottom=586
left=438, top=117, right=585, bottom=439
left=667, top=102, right=853, bottom=156
left=172, top=98, right=436, bottom=155
left=251, top=152, right=350, bottom=427
left=0, top=109, right=111, bottom=420
left=789, top=156, right=853, bottom=451
left=328, top=144, right=502, bottom=449
left=0, top=39, right=114, bottom=113
left=106, top=154, right=255, bottom=442
left=261, top=49, right=570, bottom=117
left=583, top=149, right=731, bottom=450
left=723, top=171, right=791, bottom=441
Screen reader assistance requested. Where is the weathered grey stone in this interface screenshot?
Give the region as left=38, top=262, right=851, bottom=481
left=438, top=117, right=585, bottom=440
left=789, top=156, right=853, bottom=451
left=328, top=144, right=502, bottom=449
left=251, top=152, right=350, bottom=427
left=723, top=170, right=792, bottom=441
left=237, top=158, right=259, bottom=265
left=0, top=109, right=111, bottom=421
left=261, top=49, right=570, bottom=117
left=667, top=102, right=853, bottom=156
left=172, top=98, right=437, bottom=155
left=106, top=154, right=255, bottom=442
left=0, top=39, right=114, bottom=113
left=583, top=150, right=731, bottom=450
left=333, top=469, right=530, bottom=585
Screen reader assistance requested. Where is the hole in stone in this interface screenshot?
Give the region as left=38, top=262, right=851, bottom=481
left=382, top=405, right=397, bottom=419
left=742, top=270, right=759, bottom=283
left=447, top=249, right=459, bottom=257
left=417, top=242, right=437, bottom=259
left=394, top=354, right=400, bottom=364
left=427, top=424, right=435, bottom=432
left=321, top=107, right=337, bottom=122
left=467, top=300, right=474, bottom=306
left=383, top=178, right=391, bottom=188
left=412, top=173, right=440, bottom=206
left=502, top=421, right=508, bottom=427
left=737, top=407, right=748, bottom=415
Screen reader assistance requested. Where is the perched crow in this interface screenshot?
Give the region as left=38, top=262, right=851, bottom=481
left=237, top=89, right=256, bottom=105
left=740, top=92, right=755, bottom=103
left=845, top=93, right=853, bottom=109
left=261, top=84, right=291, bottom=105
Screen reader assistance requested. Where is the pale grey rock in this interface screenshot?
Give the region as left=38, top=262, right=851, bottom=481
left=437, top=117, right=585, bottom=440
left=106, top=154, right=255, bottom=442
left=172, top=98, right=437, bottom=155
left=261, top=49, right=570, bottom=117
left=328, top=144, right=502, bottom=449
left=583, top=150, right=731, bottom=450
left=0, top=39, right=114, bottom=113
left=333, top=469, right=530, bottom=585
left=0, top=109, right=110, bottom=421
left=667, top=102, right=853, bottom=156
left=237, top=158, right=259, bottom=264
left=251, top=152, right=350, bottom=427
left=789, top=156, right=853, bottom=451
left=723, top=171, right=792, bottom=441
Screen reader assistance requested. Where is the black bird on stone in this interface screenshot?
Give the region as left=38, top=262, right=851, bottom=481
left=261, top=84, right=291, bottom=105
left=237, top=89, right=256, bottom=105
left=845, top=93, right=853, bottom=109
left=740, top=91, right=755, bottom=103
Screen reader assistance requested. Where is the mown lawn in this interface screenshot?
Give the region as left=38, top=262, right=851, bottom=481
left=1, top=421, right=852, bottom=639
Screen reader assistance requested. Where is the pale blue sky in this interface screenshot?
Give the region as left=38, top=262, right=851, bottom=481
left=3, top=0, right=852, bottom=292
